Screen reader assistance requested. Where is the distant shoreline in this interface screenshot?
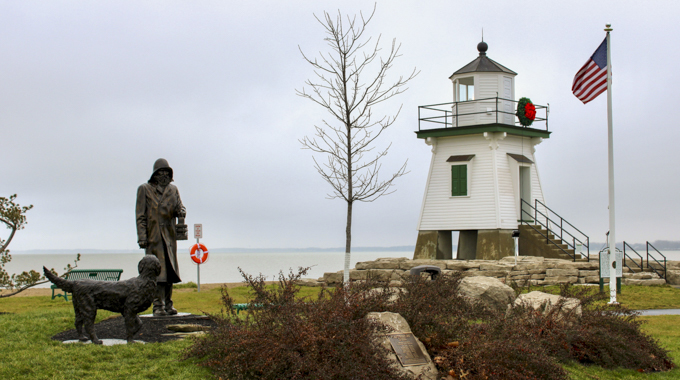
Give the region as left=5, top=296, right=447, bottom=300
left=12, top=240, right=680, bottom=255
left=11, top=246, right=417, bottom=255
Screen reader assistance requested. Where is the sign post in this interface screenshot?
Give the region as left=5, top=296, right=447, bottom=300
left=193, top=224, right=204, bottom=292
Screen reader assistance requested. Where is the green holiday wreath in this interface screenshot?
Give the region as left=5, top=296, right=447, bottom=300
left=516, top=97, right=536, bottom=127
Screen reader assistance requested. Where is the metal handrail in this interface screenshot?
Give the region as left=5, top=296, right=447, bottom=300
left=646, top=242, right=667, bottom=280
left=534, top=200, right=590, bottom=251
left=534, top=207, right=582, bottom=250
left=417, top=96, right=549, bottom=131
left=623, top=241, right=644, bottom=273
left=520, top=200, right=577, bottom=261
left=527, top=199, right=590, bottom=261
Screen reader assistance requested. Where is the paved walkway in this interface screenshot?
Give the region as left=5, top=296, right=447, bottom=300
left=636, top=309, right=680, bottom=316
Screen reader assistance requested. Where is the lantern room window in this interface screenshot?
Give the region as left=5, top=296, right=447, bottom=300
left=457, top=77, right=474, bottom=101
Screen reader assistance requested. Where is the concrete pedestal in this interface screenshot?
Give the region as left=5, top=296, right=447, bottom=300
left=415, top=229, right=515, bottom=261
left=456, top=230, right=477, bottom=260
left=475, top=229, right=515, bottom=260
left=413, top=230, right=453, bottom=260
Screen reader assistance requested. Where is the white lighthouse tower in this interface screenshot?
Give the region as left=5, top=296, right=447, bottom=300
left=414, top=41, right=550, bottom=261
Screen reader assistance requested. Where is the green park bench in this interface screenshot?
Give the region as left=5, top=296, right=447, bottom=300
left=50, top=269, right=124, bottom=301
left=231, top=303, right=263, bottom=314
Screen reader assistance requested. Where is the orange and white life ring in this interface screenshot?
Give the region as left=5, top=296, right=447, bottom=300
left=190, top=243, right=209, bottom=264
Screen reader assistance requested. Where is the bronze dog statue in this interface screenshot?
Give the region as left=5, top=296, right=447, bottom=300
left=44, top=255, right=161, bottom=344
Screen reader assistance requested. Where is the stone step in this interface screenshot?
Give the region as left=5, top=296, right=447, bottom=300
left=622, top=278, right=667, bottom=286
left=523, top=227, right=572, bottom=249
left=622, top=265, right=665, bottom=275
left=623, top=272, right=660, bottom=280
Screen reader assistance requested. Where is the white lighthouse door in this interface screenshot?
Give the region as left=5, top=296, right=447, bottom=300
left=519, top=166, right=532, bottom=221
left=503, top=77, right=513, bottom=125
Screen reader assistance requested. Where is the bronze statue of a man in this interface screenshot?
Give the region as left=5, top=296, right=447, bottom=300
left=136, top=158, right=187, bottom=316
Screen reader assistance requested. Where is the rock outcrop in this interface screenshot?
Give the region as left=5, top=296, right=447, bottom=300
left=512, top=291, right=582, bottom=318
left=458, top=276, right=516, bottom=312
left=317, top=255, right=669, bottom=287
left=366, top=312, right=438, bottom=380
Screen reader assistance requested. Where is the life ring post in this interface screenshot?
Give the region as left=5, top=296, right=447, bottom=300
left=190, top=239, right=209, bottom=292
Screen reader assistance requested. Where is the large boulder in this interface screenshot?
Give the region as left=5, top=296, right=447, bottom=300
left=666, top=270, right=680, bottom=285
left=512, top=291, right=581, bottom=318
left=366, top=287, right=404, bottom=304
left=365, top=312, right=438, bottom=380
left=458, top=276, right=516, bottom=312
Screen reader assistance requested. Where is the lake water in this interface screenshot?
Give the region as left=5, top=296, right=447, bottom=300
left=7, top=249, right=679, bottom=289
left=4, top=251, right=412, bottom=288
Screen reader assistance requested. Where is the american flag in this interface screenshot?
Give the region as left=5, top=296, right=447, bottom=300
left=572, top=38, right=608, bottom=104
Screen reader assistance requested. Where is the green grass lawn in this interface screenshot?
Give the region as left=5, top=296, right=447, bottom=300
left=519, top=284, right=680, bottom=310
left=1, top=284, right=680, bottom=379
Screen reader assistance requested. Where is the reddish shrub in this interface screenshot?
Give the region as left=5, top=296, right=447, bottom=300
left=388, top=271, right=488, bottom=349
left=186, top=268, right=674, bottom=379
left=184, top=267, right=412, bottom=380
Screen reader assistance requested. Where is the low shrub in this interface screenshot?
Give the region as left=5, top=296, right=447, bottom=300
left=544, top=285, right=674, bottom=372
left=186, top=268, right=674, bottom=380
left=389, top=271, right=488, bottom=349
left=390, top=273, right=566, bottom=379
left=428, top=284, right=673, bottom=379
left=183, top=268, right=413, bottom=380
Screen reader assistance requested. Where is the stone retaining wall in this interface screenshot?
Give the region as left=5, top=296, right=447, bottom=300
left=315, top=255, right=672, bottom=287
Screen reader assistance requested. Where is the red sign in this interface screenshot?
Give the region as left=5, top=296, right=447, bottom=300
left=190, top=243, right=209, bottom=264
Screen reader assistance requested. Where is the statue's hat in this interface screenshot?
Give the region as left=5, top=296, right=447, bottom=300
left=149, top=158, right=173, bottom=182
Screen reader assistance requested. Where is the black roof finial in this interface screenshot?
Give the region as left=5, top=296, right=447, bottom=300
left=478, top=28, right=487, bottom=55
left=477, top=40, right=488, bottom=56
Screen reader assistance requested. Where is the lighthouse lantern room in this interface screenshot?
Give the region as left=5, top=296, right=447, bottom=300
left=414, top=41, right=551, bottom=261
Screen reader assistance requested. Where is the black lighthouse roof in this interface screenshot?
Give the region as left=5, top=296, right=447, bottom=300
left=449, top=41, right=517, bottom=78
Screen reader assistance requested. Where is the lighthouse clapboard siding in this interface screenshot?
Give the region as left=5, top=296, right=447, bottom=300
left=417, top=133, right=546, bottom=231
left=418, top=134, right=498, bottom=231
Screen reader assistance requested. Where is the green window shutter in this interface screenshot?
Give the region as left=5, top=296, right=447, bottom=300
left=451, top=165, right=468, bottom=196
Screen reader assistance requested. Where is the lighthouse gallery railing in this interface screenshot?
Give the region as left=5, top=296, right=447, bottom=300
left=418, top=95, right=549, bottom=131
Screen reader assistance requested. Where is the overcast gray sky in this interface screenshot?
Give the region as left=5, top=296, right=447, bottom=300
left=2, top=0, right=678, bottom=252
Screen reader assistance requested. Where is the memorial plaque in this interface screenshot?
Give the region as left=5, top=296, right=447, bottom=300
left=387, top=333, right=429, bottom=366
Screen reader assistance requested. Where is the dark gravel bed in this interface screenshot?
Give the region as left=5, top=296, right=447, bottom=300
left=52, top=314, right=217, bottom=343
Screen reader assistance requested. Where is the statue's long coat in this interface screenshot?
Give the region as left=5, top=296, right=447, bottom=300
left=136, top=183, right=185, bottom=283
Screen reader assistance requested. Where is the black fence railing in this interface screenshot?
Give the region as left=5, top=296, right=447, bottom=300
left=623, top=242, right=644, bottom=273
left=647, top=242, right=667, bottom=280
left=418, top=95, right=549, bottom=131
left=616, top=240, right=666, bottom=280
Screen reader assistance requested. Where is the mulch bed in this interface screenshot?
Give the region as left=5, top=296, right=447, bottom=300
left=52, top=314, right=217, bottom=343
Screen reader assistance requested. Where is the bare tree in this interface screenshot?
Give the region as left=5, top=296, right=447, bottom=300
left=297, top=5, right=417, bottom=283
left=0, top=194, right=80, bottom=298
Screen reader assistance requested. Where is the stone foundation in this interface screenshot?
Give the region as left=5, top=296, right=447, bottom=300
left=311, top=255, right=670, bottom=287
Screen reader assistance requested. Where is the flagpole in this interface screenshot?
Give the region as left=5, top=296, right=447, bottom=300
left=605, top=24, right=617, bottom=304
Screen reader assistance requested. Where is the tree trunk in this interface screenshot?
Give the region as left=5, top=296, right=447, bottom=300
left=0, top=225, right=16, bottom=252
left=343, top=200, right=353, bottom=283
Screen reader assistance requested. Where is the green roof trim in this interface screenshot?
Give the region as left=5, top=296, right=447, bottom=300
left=415, top=124, right=551, bottom=139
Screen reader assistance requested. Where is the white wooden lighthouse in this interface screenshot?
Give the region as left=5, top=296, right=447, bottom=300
left=414, top=41, right=550, bottom=261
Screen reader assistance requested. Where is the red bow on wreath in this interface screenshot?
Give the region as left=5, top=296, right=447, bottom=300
left=524, top=103, right=536, bottom=120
